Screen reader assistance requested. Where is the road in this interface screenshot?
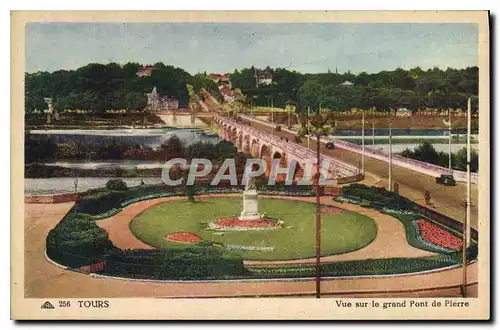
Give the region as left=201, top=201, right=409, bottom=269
left=200, top=95, right=478, bottom=227
left=243, top=118, right=478, bottom=228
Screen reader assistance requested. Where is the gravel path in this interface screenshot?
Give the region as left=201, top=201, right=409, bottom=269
left=96, top=194, right=435, bottom=265
left=24, top=200, right=477, bottom=298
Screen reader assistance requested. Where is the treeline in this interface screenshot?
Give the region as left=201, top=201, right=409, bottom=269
left=26, top=134, right=241, bottom=163
left=229, top=66, right=478, bottom=112
left=401, top=142, right=478, bottom=172
left=25, top=62, right=221, bottom=113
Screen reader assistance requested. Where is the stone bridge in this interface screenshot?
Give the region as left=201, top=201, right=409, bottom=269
left=214, top=115, right=361, bottom=182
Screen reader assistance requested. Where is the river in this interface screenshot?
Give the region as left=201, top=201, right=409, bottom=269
left=366, top=143, right=479, bottom=154
left=25, top=177, right=165, bottom=195
left=28, top=127, right=219, bottom=148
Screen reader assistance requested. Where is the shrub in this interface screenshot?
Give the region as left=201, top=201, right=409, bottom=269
left=106, top=179, right=128, bottom=191
left=249, top=255, right=458, bottom=278
left=102, top=247, right=247, bottom=280
left=186, top=188, right=196, bottom=202
left=46, top=213, right=114, bottom=268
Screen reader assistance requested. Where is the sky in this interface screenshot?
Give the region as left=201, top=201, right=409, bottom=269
left=26, top=23, right=478, bottom=74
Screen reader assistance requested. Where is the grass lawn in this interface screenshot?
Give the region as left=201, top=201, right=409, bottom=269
left=130, top=197, right=377, bottom=260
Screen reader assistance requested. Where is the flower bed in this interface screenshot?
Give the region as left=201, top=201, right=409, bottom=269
left=383, top=208, right=415, bottom=215
left=196, top=187, right=243, bottom=194
left=209, top=217, right=279, bottom=231
left=121, top=192, right=177, bottom=207
left=416, top=219, right=462, bottom=251
left=259, top=190, right=314, bottom=196
left=412, top=221, right=455, bottom=254
left=335, top=196, right=361, bottom=204
left=91, top=208, right=122, bottom=220
left=226, top=244, right=275, bottom=252
left=165, top=232, right=202, bottom=243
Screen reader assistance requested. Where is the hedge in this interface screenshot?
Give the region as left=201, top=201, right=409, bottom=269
left=248, top=254, right=459, bottom=278
left=337, top=184, right=479, bottom=258
left=106, top=179, right=128, bottom=191
left=46, top=182, right=475, bottom=280
left=102, top=248, right=247, bottom=280
left=73, top=183, right=314, bottom=216
left=46, top=213, right=114, bottom=268
left=46, top=183, right=313, bottom=275
left=340, top=183, right=415, bottom=211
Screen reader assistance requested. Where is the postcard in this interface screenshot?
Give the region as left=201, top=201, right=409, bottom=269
left=11, top=10, right=490, bottom=320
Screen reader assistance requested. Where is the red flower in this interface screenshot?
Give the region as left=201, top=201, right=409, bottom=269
left=417, top=219, right=462, bottom=251
left=166, top=232, right=201, bottom=243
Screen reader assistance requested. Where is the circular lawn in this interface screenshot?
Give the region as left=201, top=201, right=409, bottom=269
left=130, top=197, right=377, bottom=261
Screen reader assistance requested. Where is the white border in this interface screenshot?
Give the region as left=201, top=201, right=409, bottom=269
left=4, top=1, right=497, bottom=326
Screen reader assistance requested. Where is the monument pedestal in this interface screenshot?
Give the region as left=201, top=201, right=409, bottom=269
left=239, top=189, right=261, bottom=220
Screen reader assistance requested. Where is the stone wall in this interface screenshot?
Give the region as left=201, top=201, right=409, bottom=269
left=25, top=192, right=78, bottom=204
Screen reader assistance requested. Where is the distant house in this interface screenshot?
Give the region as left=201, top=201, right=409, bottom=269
left=161, top=97, right=179, bottom=110
left=223, top=90, right=237, bottom=103
left=339, top=80, right=355, bottom=87
left=137, top=65, right=155, bottom=77
left=208, top=73, right=230, bottom=84
left=255, top=68, right=273, bottom=87
left=146, top=86, right=178, bottom=111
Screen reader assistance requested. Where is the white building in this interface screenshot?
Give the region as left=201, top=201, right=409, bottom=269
left=255, top=68, right=273, bottom=87
left=146, top=87, right=179, bottom=111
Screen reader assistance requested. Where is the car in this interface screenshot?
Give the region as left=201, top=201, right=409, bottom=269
left=436, top=174, right=456, bottom=186
left=326, top=141, right=335, bottom=149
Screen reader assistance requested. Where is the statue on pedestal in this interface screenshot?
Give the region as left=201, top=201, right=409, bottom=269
left=239, top=177, right=261, bottom=221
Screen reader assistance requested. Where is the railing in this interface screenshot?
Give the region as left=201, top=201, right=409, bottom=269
left=239, top=114, right=478, bottom=184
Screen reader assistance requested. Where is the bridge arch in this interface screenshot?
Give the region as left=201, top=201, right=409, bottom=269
left=243, top=134, right=251, bottom=154
left=272, top=150, right=288, bottom=182
left=260, top=144, right=273, bottom=177
left=237, top=131, right=243, bottom=150
left=230, top=127, right=238, bottom=144
left=250, top=138, right=259, bottom=158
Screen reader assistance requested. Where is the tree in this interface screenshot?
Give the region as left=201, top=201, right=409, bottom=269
left=25, top=62, right=194, bottom=113
left=298, top=80, right=323, bottom=109
left=106, top=179, right=128, bottom=191
left=159, top=136, right=184, bottom=160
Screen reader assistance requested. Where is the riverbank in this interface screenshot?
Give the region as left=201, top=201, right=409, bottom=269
left=25, top=112, right=165, bottom=130
left=254, top=112, right=479, bottom=130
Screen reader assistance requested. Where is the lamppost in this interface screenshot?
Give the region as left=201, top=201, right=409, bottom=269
left=372, top=107, right=375, bottom=147
left=466, top=97, right=472, bottom=248
left=388, top=117, right=393, bottom=191
left=461, top=97, right=473, bottom=297
left=43, top=97, right=53, bottom=125
left=448, top=111, right=452, bottom=172
left=307, top=106, right=311, bottom=150
left=297, top=113, right=334, bottom=299
left=271, top=98, right=274, bottom=136
left=444, top=111, right=453, bottom=173
left=461, top=199, right=468, bottom=298
left=362, top=111, right=365, bottom=175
